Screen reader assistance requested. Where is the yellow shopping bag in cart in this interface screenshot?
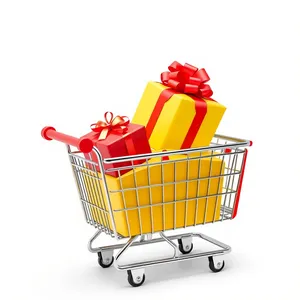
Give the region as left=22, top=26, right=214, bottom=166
left=83, top=152, right=225, bottom=237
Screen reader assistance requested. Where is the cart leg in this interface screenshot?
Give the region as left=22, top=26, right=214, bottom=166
left=114, top=236, right=147, bottom=287
left=87, top=229, right=102, bottom=253
left=115, top=232, right=179, bottom=287
left=159, top=232, right=178, bottom=257
left=87, top=230, right=115, bottom=268
left=114, top=233, right=180, bottom=267
left=115, top=236, right=139, bottom=262
left=139, top=234, right=152, bottom=242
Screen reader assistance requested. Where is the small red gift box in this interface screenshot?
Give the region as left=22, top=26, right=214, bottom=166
left=82, top=112, right=151, bottom=177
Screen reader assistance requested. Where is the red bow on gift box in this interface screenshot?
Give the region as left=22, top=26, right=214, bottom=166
left=91, top=112, right=130, bottom=140
left=161, top=61, right=213, bottom=98
left=146, top=61, right=215, bottom=149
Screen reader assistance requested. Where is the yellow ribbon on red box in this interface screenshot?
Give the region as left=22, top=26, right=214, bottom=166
left=91, top=112, right=130, bottom=140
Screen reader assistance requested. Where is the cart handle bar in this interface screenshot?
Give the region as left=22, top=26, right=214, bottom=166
left=41, top=126, right=94, bottom=153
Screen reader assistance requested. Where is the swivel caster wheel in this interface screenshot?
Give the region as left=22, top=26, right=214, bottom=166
left=178, top=237, right=193, bottom=254
left=127, top=269, right=146, bottom=287
left=208, top=256, right=225, bottom=273
left=97, top=251, right=114, bottom=268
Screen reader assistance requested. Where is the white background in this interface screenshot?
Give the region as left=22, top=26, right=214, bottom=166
left=1, top=0, right=299, bottom=299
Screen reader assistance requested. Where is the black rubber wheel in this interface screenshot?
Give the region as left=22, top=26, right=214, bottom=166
left=178, top=239, right=193, bottom=254
left=98, top=252, right=114, bottom=268
left=127, top=270, right=146, bottom=287
left=208, top=256, right=225, bottom=272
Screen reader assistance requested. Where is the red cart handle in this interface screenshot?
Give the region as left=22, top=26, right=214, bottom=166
left=41, top=126, right=94, bottom=153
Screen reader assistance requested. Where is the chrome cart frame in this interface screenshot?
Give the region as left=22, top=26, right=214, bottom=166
left=42, top=127, right=252, bottom=287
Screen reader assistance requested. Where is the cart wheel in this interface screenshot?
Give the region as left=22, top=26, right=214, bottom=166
left=127, top=270, right=146, bottom=287
left=208, top=256, right=225, bottom=272
left=98, top=252, right=114, bottom=268
left=178, top=238, right=193, bottom=254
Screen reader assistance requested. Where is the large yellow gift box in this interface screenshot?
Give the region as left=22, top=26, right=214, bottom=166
left=132, top=62, right=226, bottom=150
left=84, top=153, right=225, bottom=237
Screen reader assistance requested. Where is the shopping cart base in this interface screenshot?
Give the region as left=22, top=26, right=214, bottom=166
left=88, top=230, right=231, bottom=287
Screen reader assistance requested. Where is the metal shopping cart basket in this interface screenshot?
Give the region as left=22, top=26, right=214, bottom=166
left=41, top=126, right=252, bottom=287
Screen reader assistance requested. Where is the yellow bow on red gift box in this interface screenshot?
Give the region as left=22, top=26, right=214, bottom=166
left=91, top=112, right=130, bottom=140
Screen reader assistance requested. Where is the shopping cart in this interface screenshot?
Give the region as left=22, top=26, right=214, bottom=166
left=41, top=126, right=252, bottom=287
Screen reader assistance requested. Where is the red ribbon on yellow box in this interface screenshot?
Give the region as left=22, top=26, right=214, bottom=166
left=146, top=61, right=215, bottom=149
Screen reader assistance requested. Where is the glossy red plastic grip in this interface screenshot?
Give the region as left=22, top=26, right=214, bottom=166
left=41, top=126, right=94, bottom=153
